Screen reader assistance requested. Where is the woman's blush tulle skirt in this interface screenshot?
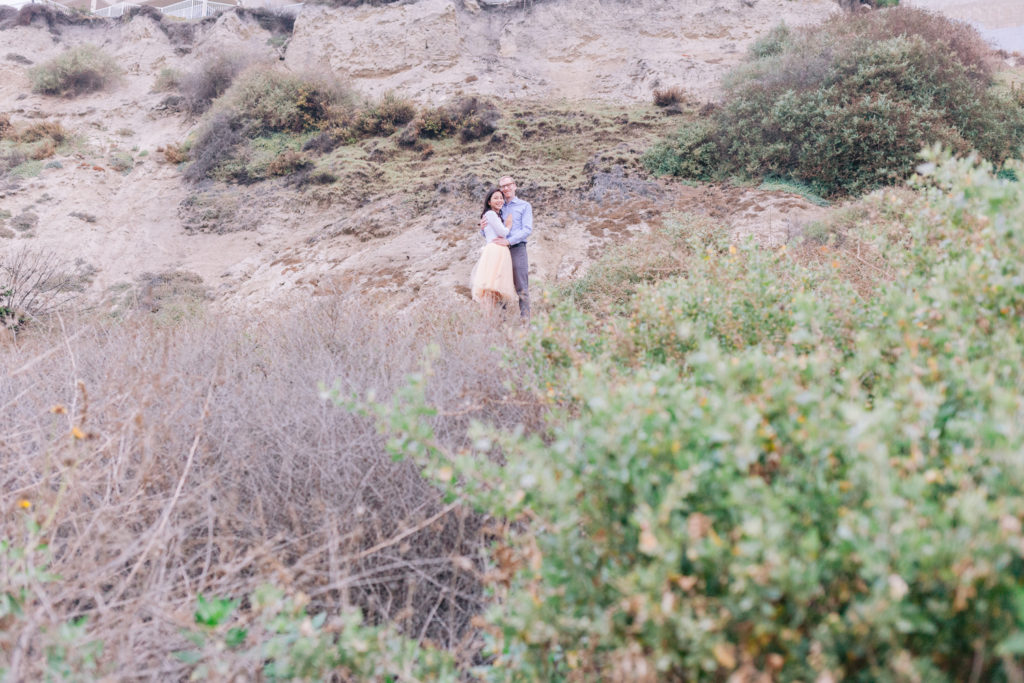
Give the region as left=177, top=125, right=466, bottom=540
left=471, top=243, right=518, bottom=304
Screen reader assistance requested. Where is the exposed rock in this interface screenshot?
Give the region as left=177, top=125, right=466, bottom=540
left=585, top=165, right=665, bottom=204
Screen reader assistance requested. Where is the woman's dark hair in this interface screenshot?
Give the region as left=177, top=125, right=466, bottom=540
left=481, top=187, right=504, bottom=218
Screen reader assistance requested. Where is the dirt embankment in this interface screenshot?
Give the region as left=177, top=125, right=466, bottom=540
left=285, top=0, right=838, bottom=103
left=0, top=0, right=837, bottom=314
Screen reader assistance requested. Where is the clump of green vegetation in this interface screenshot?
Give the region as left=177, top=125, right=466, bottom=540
left=109, top=150, right=134, bottom=173
left=183, top=67, right=500, bottom=183
left=411, top=96, right=499, bottom=144
left=346, top=150, right=1024, bottom=682
left=645, top=7, right=1024, bottom=196
left=0, top=119, right=71, bottom=176
left=184, top=69, right=346, bottom=183
left=28, top=45, right=120, bottom=97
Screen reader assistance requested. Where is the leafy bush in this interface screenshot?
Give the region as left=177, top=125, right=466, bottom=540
left=109, top=150, right=134, bottom=173
left=352, top=151, right=1024, bottom=681
left=643, top=120, right=719, bottom=180
left=183, top=112, right=244, bottom=182
left=748, top=22, right=791, bottom=59
left=222, top=70, right=344, bottom=135
left=453, top=97, right=500, bottom=142
left=418, top=106, right=459, bottom=140
left=645, top=8, right=1024, bottom=196
left=1, top=518, right=106, bottom=680
left=351, top=91, right=416, bottom=137
left=416, top=97, right=500, bottom=143
left=0, top=120, right=70, bottom=169
left=28, top=45, right=119, bottom=97
left=185, top=69, right=348, bottom=182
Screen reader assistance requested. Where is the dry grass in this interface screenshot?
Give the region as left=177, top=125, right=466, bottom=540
left=1, top=298, right=544, bottom=679
left=652, top=86, right=687, bottom=107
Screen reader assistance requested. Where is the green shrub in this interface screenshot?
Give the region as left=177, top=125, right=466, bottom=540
left=642, top=120, right=719, bottom=180
left=222, top=70, right=344, bottom=135
left=15, top=120, right=68, bottom=145
left=418, top=106, right=459, bottom=140
left=646, top=9, right=1024, bottom=196
left=347, top=151, right=1024, bottom=681
left=352, top=91, right=416, bottom=137
left=748, top=22, right=791, bottom=59
left=1, top=518, right=106, bottom=680
left=415, top=97, right=499, bottom=143
left=29, top=45, right=119, bottom=97
left=185, top=70, right=347, bottom=182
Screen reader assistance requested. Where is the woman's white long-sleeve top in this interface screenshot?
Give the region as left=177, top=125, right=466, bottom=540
left=482, top=210, right=508, bottom=242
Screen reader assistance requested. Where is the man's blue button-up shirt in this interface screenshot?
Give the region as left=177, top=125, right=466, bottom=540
left=500, top=197, right=533, bottom=247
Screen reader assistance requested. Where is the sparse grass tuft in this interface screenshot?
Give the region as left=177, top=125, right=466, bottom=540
left=266, top=148, right=312, bottom=176
left=16, top=120, right=68, bottom=144
left=9, top=159, right=42, bottom=179
left=153, top=67, right=182, bottom=93
left=160, top=143, right=188, bottom=164
left=758, top=176, right=829, bottom=206
left=652, top=86, right=686, bottom=107
left=109, top=150, right=134, bottom=173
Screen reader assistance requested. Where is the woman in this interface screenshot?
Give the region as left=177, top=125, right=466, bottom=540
left=471, top=187, right=518, bottom=311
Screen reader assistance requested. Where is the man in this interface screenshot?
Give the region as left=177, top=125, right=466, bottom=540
left=480, top=175, right=532, bottom=319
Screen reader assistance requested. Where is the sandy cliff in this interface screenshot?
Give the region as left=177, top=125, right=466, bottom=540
left=0, top=0, right=861, bottom=315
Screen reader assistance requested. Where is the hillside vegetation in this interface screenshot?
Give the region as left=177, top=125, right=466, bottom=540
left=645, top=7, right=1024, bottom=196
left=396, top=150, right=1024, bottom=681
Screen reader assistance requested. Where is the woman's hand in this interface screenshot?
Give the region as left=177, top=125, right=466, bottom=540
left=505, top=214, right=513, bottom=228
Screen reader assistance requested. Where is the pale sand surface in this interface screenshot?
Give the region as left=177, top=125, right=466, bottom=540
left=905, top=0, right=1024, bottom=28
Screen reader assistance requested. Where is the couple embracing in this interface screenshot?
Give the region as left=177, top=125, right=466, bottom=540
left=470, top=175, right=531, bottom=320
